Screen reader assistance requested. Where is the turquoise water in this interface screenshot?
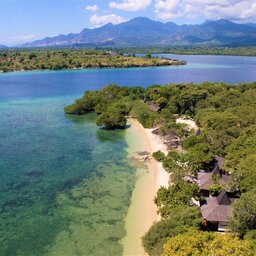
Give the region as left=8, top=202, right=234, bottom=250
left=0, top=55, right=256, bottom=255
left=0, top=97, right=137, bottom=256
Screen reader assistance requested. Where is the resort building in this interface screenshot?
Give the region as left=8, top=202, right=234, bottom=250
left=195, top=156, right=238, bottom=231
left=201, top=191, right=237, bottom=231
left=197, top=156, right=231, bottom=197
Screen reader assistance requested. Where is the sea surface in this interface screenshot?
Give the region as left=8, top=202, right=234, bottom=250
left=0, top=55, right=256, bottom=256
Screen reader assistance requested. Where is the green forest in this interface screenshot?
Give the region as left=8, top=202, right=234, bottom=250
left=0, top=49, right=185, bottom=72
left=65, top=82, right=256, bottom=255
left=114, top=46, right=256, bottom=56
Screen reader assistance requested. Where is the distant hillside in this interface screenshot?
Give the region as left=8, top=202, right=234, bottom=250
left=0, top=44, right=7, bottom=48
left=22, top=17, right=256, bottom=48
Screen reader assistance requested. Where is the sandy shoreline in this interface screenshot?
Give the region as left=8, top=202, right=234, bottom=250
left=144, top=127, right=170, bottom=190
left=122, top=118, right=169, bottom=256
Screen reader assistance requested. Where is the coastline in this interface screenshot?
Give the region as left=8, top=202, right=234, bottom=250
left=0, top=61, right=186, bottom=75
left=122, top=118, right=169, bottom=256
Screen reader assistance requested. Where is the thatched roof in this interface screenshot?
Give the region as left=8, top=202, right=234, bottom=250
left=197, top=172, right=231, bottom=191
left=214, top=156, right=225, bottom=170
left=217, top=191, right=231, bottom=205
left=147, top=101, right=160, bottom=112
left=201, top=191, right=236, bottom=222
left=197, top=156, right=230, bottom=191
left=197, top=172, right=213, bottom=190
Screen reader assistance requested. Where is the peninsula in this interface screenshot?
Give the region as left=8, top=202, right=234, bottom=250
left=65, top=82, right=256, bottom=255
left=0, top=49, right=186, bottom=73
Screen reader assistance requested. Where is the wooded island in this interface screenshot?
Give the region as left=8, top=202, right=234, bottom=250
left=0, top=49, right=186, bottom=72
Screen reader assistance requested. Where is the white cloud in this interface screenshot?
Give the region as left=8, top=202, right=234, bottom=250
left=85, top=4, right=99, bottom=12
left=109, top=0, right=152, bottom=11
left=154, top=0, right=256, bottom=23
left=90, top=14, right=127, bottom=27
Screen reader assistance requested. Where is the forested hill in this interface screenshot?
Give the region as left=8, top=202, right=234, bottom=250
left=22, top=18, right=256, bottom=48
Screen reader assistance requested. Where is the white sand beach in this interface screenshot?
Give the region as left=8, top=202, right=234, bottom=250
left=122, top=119, right=169, bottom=256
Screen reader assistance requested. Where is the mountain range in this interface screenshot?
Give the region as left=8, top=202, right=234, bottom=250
left=22, top=17, right=256, bottom=48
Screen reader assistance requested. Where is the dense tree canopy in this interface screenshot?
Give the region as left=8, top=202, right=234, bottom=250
left=233, top=155, right=256, bottom=193
left=142, top=206, right=202, bottom=256
left=162, top=229, right=256, bottom=256
left=162, top=151, right=194, bottom=182
left=114, top=46, right=256, bottom=56
left=154, top=181, right=201, bottom=218
left=0, top=49, right=185, bottom=72
left=230, top=190, right=256, bottom=236
left=65, top=85, right=132, bottom=128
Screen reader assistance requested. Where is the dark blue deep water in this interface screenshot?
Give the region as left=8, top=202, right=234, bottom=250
left=0, top=55, right=255, bottom=256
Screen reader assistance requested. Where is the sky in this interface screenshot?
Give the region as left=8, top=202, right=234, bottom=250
left=0, top=0, right=256, bottom=45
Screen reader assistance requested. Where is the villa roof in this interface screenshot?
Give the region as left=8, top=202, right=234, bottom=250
left=201, top=191, right=236, bottom=222
left=197, top=172, right=213, bottom=190
left=217, top=191, right=231, bottom=205
left=212, top=165, right=221, bottom=176
left=214, top=156, right=225, bottom=170
left=147, top=101, right=160, bottom=112
left=197, top=156, right=230, bottom=191
left=197, top=172, right=231, bottom=190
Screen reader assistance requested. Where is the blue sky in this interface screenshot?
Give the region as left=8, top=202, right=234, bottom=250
left=1, top=0, right=256, bottom=45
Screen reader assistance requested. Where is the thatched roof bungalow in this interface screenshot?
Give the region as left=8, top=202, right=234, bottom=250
left=197, top=156, right=231, bottom=197
left=201, top=191, right=237, bottom=231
